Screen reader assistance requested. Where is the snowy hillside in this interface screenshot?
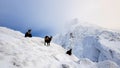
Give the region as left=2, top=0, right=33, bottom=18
left=53, top=19, right=120, bottom=67
left=0, top=27, right=79, bottom=68
left=0, top=27, right=119, bottom=68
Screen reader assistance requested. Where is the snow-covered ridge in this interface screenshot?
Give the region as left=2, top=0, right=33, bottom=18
left=0, top=26, right=119, bottom=68
left=53, top=20, right=120, bottom=67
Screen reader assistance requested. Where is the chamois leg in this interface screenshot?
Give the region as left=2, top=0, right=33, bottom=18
left=44, top=42, right=46, bottom=45
left=48, top=43, right=50, bottom=46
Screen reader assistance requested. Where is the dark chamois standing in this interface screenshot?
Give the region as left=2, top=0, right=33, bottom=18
left=66, top=49, right=72, bottom=55
left=25, top=29, right=32, bottom=37
left=44, top=36, right=52, bottom=46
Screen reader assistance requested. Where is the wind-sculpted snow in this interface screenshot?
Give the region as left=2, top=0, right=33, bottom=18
left=53, top=20, right=120, bottom=67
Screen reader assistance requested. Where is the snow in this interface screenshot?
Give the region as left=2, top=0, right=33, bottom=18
left=97, top=60, right=119, bottom=68
left=0, top=26, right=119, bottom=68
left=0, top=27, right=80, bottom=68
left=53, top=20, right=120, bottom=67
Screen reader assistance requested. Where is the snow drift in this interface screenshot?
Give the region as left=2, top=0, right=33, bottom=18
left=53, top=19, right=120, bottom=67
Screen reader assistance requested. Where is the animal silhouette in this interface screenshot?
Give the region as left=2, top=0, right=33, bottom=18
left=66, top=49, right=72, bottom=55
left=44, top=36, right=52, bottom=46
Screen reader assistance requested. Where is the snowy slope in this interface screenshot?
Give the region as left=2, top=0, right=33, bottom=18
left=0, top=27, right=79, bottom=68
left=0, top=27, right=119, bottom=68
left=0, top=27, right=93, bottom=68
left=53, top=19, right=120, bottom=67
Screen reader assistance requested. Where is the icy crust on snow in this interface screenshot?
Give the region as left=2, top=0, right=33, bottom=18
left=53, top=20, right=120, bottom=67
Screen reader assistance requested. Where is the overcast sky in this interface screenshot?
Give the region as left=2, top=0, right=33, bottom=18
left=0, top=0, right=120, bottom=37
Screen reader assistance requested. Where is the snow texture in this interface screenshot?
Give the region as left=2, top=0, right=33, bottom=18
left=0, top=27, right=119, bottom=68
left=53, top=19, right=120, bottom=67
